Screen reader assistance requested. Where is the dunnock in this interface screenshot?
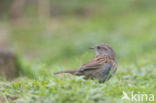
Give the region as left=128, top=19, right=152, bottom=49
left=54, top=43, right=117, bottom=83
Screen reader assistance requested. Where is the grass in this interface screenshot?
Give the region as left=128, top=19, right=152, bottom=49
left=0, top=0, right=156, bottom=103
left=0, top=55, right=156, bottom=103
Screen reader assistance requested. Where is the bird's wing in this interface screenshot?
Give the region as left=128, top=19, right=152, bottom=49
left=79, top=55, right=107, bottom=72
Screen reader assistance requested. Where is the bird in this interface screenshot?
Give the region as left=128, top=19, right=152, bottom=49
left=54, top=43, right=117, bottom=83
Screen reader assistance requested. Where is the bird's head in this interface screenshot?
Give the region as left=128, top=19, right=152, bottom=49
left=90, top=43, right=116, bottom=57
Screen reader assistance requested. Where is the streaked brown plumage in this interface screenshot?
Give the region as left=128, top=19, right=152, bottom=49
left=54, top=43, right=117, bottom=83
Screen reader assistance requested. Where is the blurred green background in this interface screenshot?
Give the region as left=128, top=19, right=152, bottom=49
left=0, top=0, right=155, bottom=65
left=0, top=0, right=156, bottom=103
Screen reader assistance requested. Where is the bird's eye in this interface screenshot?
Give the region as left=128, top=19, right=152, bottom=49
left=97, top=46, right=101, bottom=49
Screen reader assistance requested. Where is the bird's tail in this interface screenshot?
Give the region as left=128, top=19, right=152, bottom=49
left=54, top=70, right=78, bottom=75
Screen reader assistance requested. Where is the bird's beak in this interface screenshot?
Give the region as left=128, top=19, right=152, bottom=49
left=89, top=47, right=95, bottom=49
